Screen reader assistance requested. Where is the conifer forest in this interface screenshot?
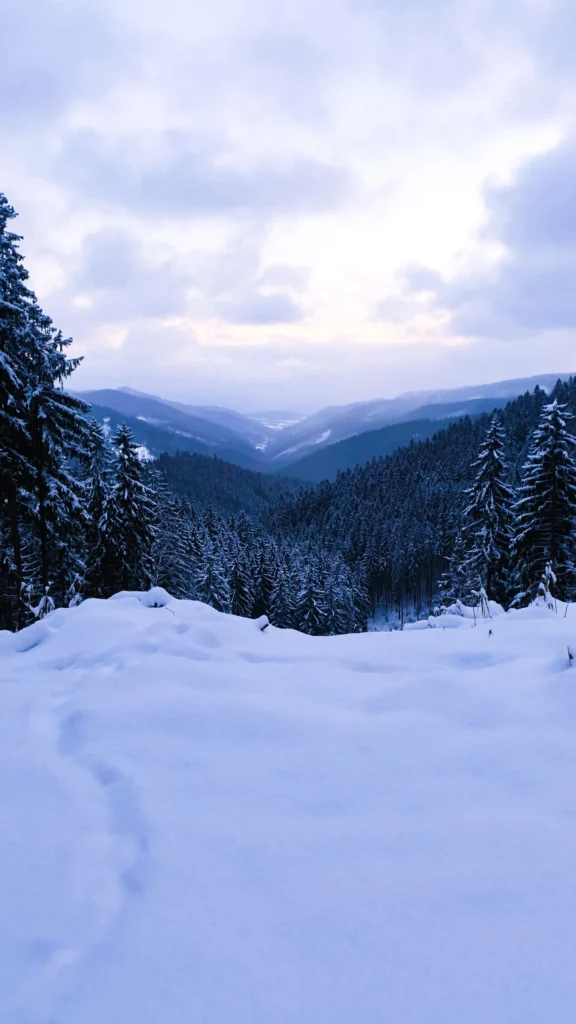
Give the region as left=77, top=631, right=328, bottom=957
left=3, top=190, right=576, bottom=635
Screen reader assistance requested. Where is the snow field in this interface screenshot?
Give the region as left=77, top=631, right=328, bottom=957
left=2, top=593, right=576, bottom=1022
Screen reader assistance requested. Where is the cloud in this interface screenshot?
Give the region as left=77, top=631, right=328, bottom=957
left=55, top=228, right=191, bottom=323
left=49, top=226, right=308, bottom=332
left=393, top=135, right=576, bottom=338
left=56, top=131, right=352, bottom=219
left=0, top=0, right=126, bottom=128
left=257, top=265, right=310, bottom=290
left=216, top=292, right=303, bottom=325
left=6, top=0, right=576, bottom=408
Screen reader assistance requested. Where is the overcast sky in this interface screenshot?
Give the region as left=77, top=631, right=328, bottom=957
left=3, top=0, right=576, bottom=412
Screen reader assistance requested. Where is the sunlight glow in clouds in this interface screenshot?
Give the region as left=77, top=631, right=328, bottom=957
left=2, top=0, right=576, bottom=409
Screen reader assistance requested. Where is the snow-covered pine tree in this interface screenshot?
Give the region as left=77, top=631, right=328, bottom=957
left=251, top=541, right=277, bottom=619
left=96, top=425, right=156, bottom=597
left=0, top=195, right=90, bottom=626
left=228, top=547, right=254, bottom=618
left=511, top=401, right=576, bottom=606
left=330, top=560, right=361, bottom=635
left=194, top=535, right=231, bottom=612
left=0, top=194, right=36, bottom=629
left=269, top=555, right=296, bottom=629
left=438, top=523, right=476, bottom=608
left=149, top=473, right=191, bottom=599
left=350, top=564, right=370, bottom=632
left=27, top=318, right=91, bottom=606
left=460, top=415, right=514, bottom=606
left=236, top=510, right=255, bottom=547
left=83, top=418, right=113, bottom=597
left=294, top=558, right=328, bottom=636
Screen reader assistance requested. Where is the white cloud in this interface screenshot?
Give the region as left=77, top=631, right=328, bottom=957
left=4, top=0, right=576, bottom=406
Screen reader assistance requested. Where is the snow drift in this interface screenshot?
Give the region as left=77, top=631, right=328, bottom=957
left=2, top=592, right=576, bottom=1023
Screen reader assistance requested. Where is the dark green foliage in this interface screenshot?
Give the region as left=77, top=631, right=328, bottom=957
left=511, top=401, right=576, bottom=605
left=228, top=549, right=255, bottom=618
left=94, top=426, right=157, bottom=597
left=269, top=556, right=297, bottom=629
left=0, top=193, right=89, bottom=628
left=294, top=559, right=329, bottom=636
left=456, top=415, right=514, bottom=605
left=251, top=542, right=277, bottom=619
left=156, top=451, right=299, bottom=514
left=194, top=536, right=231, bottom=612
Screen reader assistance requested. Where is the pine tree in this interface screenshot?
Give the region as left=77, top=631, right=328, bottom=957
left=228, top=548, right=254, bottom=617
left=26, top=319, right=91, bottom=605
left=511, top=401, right=576, bottom=605
left=331, top=560, right=360, bottom=634
left=461, top=415, right=514, bottom=606
left=0, top=194, right=36, bottom=629
left=96, top=425, right=156, bottom=597
left=150, top=478, right=191, bottom=599
left=251, top=542, right=277, bottom=619
left=194, top=535, right=231, bottom=612
left=0, top=194, right=90, bottom=627
left=269, top=556, right=296, bottom=628
left=294, top=559, right=328, bottom=635
left=83, top=419, right=112, bottom=597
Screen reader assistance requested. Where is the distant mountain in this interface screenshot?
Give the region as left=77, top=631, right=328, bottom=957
left=76, top=373, right=574, bottom=477
left=280, top=390, right=562, bottom=481
left=154, top=401, right=271, bottom=447
left=75, top=388, right=272, bottom=468
left=277, top=414, right=483, bottom=483
left=84, top=401, right=268, bottom=471
left=266, top=373, right=574, bottom=467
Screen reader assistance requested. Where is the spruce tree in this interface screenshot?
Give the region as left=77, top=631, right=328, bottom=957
left=96, top=425, right=156, bottom=597
left=149, top=475, right=191, bottom=599
left=461, top=415, right=514, bottom=606
left=194, top=535, right=231, bottom=612
left=26, top=319, right=90, bottom=605
left=251, top=542, right=277, bottom=618
left=294, top=559, right=328, bottom=635
left=0, top=194, right=36, bottom=629
left=269, top=556, right=296, bottom=629
left=83, top=419, right=112, bottom=597
left=511, top=401, right=576, bottom=605
left=0, top=194, right=90, bottom=627
left=228, top=548, right=254, bottom=617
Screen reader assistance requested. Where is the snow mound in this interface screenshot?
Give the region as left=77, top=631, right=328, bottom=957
left=138, top=586, right=173, bottom=608
left=2, top=593, right=576, bottom=1023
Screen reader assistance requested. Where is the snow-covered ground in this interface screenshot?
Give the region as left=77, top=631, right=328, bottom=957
left=2, top=593, right=576, bottom=1023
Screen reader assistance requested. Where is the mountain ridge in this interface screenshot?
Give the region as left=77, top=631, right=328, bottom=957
left=74, top=372, right=574, bottom=475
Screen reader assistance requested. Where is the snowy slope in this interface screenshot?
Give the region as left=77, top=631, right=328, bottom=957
left=2, top=594, right=576, bottom=1023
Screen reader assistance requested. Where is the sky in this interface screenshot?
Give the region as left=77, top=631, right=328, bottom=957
left=2, top=0, right=576, bottom=413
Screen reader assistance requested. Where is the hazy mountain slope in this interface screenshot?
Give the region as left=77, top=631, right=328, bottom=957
left=87, top=403, right=268, bottom=470
left=160, top=401, right=272, bottom=446
left=280, top=405, right=509, bottom=482
left=266, top=373, right=573, bottom=465
left=76, top=374, right=574, bottom=474
left=76, top=389, right=266, bottom=457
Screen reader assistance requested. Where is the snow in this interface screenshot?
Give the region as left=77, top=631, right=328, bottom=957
left=135, top=443, right=154, bottom=462
left=2, top=594, right=576, bottom=1022
left=274, top=429, right=333, bottom=459
left=252, top=417, right=303, bottom=431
